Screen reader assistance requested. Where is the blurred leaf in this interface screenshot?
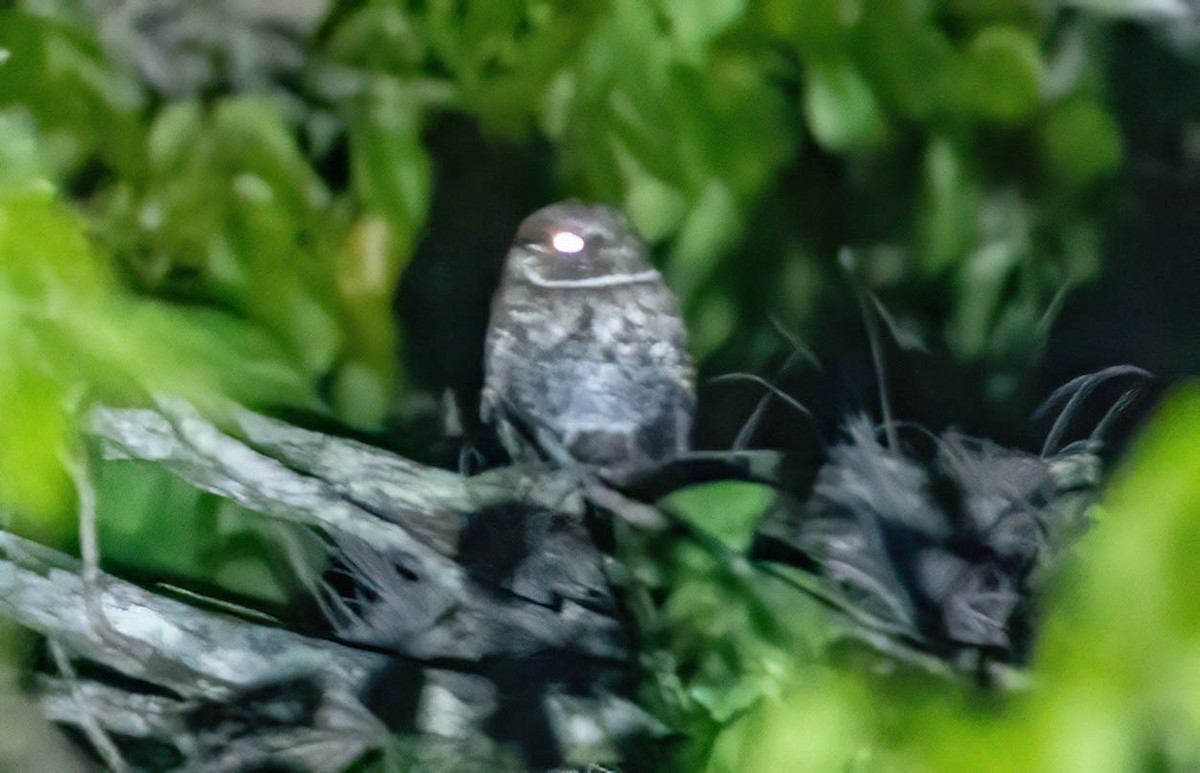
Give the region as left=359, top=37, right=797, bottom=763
left=1041, top=98, right=1124, bottom=187
left=540, top=68, right=577, bottom=140
left=331, top=360, right=392, bottom=429
left=625, top=171, right=689, bottom=244
left=718, top=675, right=874, bottom=772
left=0, top=10, right=145, bottom=176
left=146, top=100, right=203, bottom=170
left=855, top=2, right=959, bottom=120
left=116, top=303, right=315, bottom=407
left=950, top=242, right=1023, bottom=358
left=919, top=136, right=980, bottom=274
left=346, top=77, right=431, bottom=245
left=661, top=0, right=746, bottom=60
left=612, top=137, right=688, bottom=242
left=213, top=98, right=331, bottom=221
left=331, top=215, right=408, bottom=427
left=429, top=0, right=522, bottom=78
left=471, top=4, right=596, bottom=138
left=321, top=2, right=425, bottom=72
left=0, top=110, right=51, bottom=195
left=1039, top=383, right=1200, bottom=745
left=966, top=27, right=1042, bottom=123
left=941, top=0, right=1043, bottom=25
left=661, top=481, right=775, bottom=551
left=1064, top=0, right=1192, bottom=20
left=685, top=54, right=798, bottom=199
left=113, top=97, right=344, bottom=377
left=0, top=148, right=313, bottom=532
left=97, top=460, right=316, bottom=605
left=670, top=179, right=740, bottom=301
left=803, top=58, right=888, bottom=153
left=689, top=290, right=737, bottom=361
left=947, top=192, right=1034, bottom=360
left=97, top=461, right=222, bottom=579
left=763, top=0, right=851, bottom=53
left=0, top=366, right=72, bottom=540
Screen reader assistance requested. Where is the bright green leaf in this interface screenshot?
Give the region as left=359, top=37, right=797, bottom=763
left=661, top=481, right=775, bottom=551
left=802, top=59, right=888, bottom=153
left=0, top=110, right=50, bottom=195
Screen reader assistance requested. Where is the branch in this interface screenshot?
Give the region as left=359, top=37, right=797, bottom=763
left=89, top=401, right=625, bottom=664
left=0, top=531, right=384, bottom=698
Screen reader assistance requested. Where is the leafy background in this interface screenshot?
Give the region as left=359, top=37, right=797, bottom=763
left=0, top=0, right=1198, bottom=769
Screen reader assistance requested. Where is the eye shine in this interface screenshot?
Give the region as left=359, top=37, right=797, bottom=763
left=482, top=201, right=696, bottom=485
left=552, top=230, right=585, bottom=254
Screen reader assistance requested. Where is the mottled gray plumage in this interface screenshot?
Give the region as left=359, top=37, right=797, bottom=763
left=482, top=202, right=695, bottom=485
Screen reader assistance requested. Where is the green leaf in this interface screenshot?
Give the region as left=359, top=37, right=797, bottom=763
left=669, top=179, right=740, bottom=301
left=688, top=290, right=737, bottom=361
left=854, top=2, right=959, bottom=119
left=213, top=98, right=330, bottom=218
left=720, top=675, right=874, bottom=772
left=661, top=481, right=775, bottom=551
left=0, top=110, right=51, bottom=195
left=147, top=100, right=203, bottom=171
left=123, top=97, right=345, bottom=380
left=802, top=59, right=887, bottom=153
left=966, top=27, right=1041, bottom=123
left=918, top=136, right=980, bottom=275
left=97, top=462, right=223, bottom=580
left=541, top=68, right=576, bottom=140
left=625, top=171, right=688, bottom=244
left=113, top=302, right=315, bottom=407
left=0, top=11, right=145, bottom=177
left=329, top=215, right=408, bottom=428
left=1045, top=383, right=1200, bottom=688
left=0, top=365, right=72, bottom=539
left=612, top=136, right=688, bottom=242
left=681, top=54, right=799, bottom=199
left=347, top=77, right=432, bottom=249
left=946, top=192, right=1034, bottom=360
left=322, top=4, right=425, bottom=72
left=97, top=461, right=320, bottom=605
left=0, top=172, right=316, bottom=534
left=1041, top=98, right=1123, bottom=188
left=763, top=0, right=850, bottom=53
left=948, top=240, right=1022, bottom=359
left=662, top=0, right=746, bottom=60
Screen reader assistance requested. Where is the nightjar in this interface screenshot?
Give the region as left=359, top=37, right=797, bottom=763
left=482, top=202, right=695, bottom=485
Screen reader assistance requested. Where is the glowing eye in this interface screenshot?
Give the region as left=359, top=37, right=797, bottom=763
left=551, top=231, right=585, bottom=254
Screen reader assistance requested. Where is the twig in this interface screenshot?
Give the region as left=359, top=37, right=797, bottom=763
left=48, top=639, right=130, bottom=773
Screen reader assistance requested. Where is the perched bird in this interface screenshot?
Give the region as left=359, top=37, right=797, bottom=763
left=482, top=202, right=695, bottom=485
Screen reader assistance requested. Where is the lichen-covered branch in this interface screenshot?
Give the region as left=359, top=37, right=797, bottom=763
left=90, top=401, right=624, bottom=663
left=71, top=399, right=652, bottom=768
left=0, top=531, right=385, bottom=697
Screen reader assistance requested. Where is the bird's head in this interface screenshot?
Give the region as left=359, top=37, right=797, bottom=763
left=504, top=201, right=656, bottom=286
